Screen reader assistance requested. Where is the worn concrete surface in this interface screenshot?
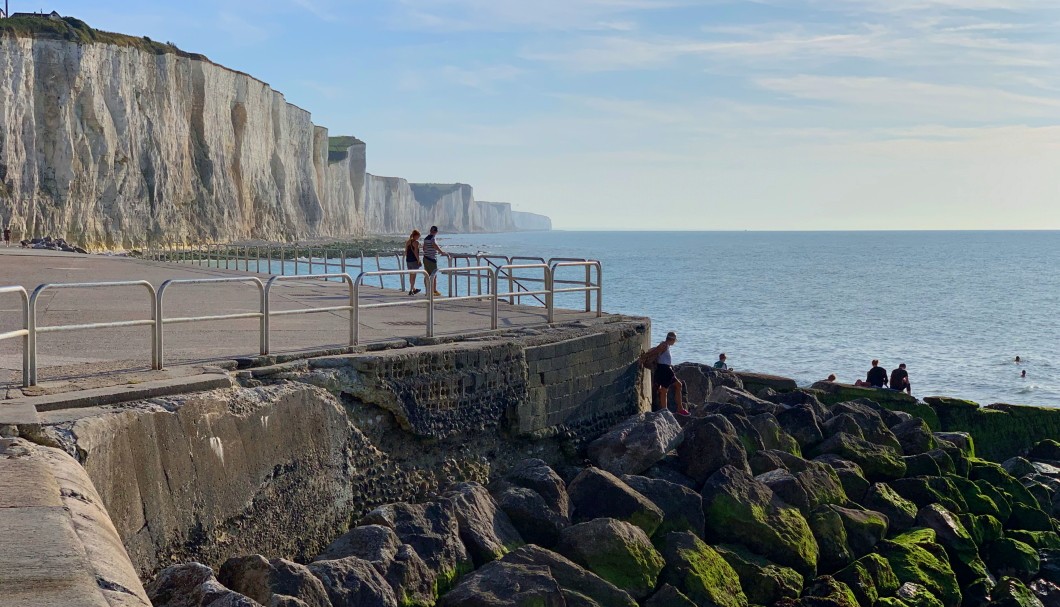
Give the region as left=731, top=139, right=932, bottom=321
left=0, top=249, right=597, bottom=394
left=0, top=438, right=152, bottom=607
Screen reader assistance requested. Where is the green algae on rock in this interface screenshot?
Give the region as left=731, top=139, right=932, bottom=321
left=834, top=553, right=900, bottom=606
left=658, top=532, right=747, bottom=607
left=715, top=544, right=804, bottom=605
left=876, top=529, right=962, bottom=607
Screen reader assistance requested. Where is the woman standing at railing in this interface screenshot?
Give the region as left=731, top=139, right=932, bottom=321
left=405, top=230, right=423, bottom=296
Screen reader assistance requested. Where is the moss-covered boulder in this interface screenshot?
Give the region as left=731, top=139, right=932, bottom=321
left=959, top=513, right=1004, bottom=547
left=948, top=476, right=1003, bottom=519
left=499, top=545, right=637, bottom=607
left=435, top=560, right=564, bottom=607
left=555, top=518, right=665, bottom=599
left=808, top=506, right=854, bottom=573
left=877, top=598, right=913, bottom=607
left=890, top=477, right=965, bottom=513
left=973, top=479, right=1013, bottom=521
left=813, top=384, right=932, bottom=427
left=876, top=529, right=962, bottom=607
left=834, top=554, right=899, bottom=605
left=915, top=504, right=990, bottom=584
left=701, top=465, right=819, bottom=577
left=989, top=577, right=1046, bottom=607
left=814, top=455, right=870, bottom=502
left=1006, top=530, right=1060, bottom=550
left=812, top=432, right=906, bottom=481
left=752, top=450, right=848, bottom=510
left=758, top=469, right=812, bottom=512
left=863, top=483, right=918, bottom=532
left=750, top=413, right=802, bottom=456
left=800, top=576, right=859, bottom=607
left=1029, top=439, right=1060, bottom=462
left=970, top=461, right=1040, bottom=512
left=658, top=532, right=747, bottom=607
left=904, top=453, right=943, bottom=478
left=567, top=468, right=664, bottom=536
left=677, top=415, right=751, bottom=486
left=715, top=544, right=803, bottom=605
left=984, top=538, right=1040, bottom=581
left=831, top=505, right=888, bottom=556
left=895, top=582, right=945, bottom=607
left=1007, top=502, right=1053, bottom=532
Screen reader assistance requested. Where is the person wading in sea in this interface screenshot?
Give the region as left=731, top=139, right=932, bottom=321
left=640, top=331, right=690, bottom=416
left=405, top=229, right=422, bottom=296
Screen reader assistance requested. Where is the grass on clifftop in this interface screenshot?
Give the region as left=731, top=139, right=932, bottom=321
left=0, top=15, right=207, bottom=60
left=327, top=136, right=365, bottom=163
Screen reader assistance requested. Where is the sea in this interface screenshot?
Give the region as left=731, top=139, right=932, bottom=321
left=437, top=230, right=1060, bottom=408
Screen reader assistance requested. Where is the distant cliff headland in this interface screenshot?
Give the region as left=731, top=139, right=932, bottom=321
left=0, top=15, right=550, bottom=249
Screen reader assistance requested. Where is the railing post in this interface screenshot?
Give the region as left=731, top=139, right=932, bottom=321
left=309, top=247, right=314, bottom=274
left=546, top=268, right=555, bottom=324
left=263, top=277, right=272, bottom=354
left=353, top=279, right=361, bottom=345
left=27, top=286, right=40, bottom=385
left=347, top=273, right=355, bottom=346
left=340, top=250, right=347, bottom=274
left=155, top=282, right=166, bottom=370
left=490, top=270, right=498, bottom=330
left=426, top=278, right=434, bottom=338
left=585, top=264, right=592, bottom=312
left=399, top=254, right=406, bottom=292
left=596, top=262, right=603, bottom=317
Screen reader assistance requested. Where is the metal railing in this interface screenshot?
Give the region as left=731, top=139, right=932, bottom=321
left=4, top=257, right=602, bottom=386
left=27, top=281, right=158, bottom=385
left=156, top=277, right=266, bottom=369
left=0, top=286, right=30, bottom=387
left=353, top=269, right=432, bottom=344
left=264, top=274, right=356, bottom=353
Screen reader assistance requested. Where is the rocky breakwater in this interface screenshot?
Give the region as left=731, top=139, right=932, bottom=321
left=147, top=365, right=1060, bottom=607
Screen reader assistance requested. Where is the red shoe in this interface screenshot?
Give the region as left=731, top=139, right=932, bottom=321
left=676, top=409, right=691, bottom=416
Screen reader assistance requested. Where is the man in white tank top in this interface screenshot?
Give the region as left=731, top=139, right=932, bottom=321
left=639, top=331, right=689, bottom=415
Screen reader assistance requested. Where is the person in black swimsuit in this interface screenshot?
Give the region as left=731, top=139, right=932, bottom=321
left=405, top=230, right=422, bottom=295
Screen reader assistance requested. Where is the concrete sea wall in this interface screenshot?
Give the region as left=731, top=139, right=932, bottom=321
left=28, top=318, right=650, bottom=578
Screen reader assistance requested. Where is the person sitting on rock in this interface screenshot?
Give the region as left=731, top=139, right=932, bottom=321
left=855, top=359, right=888, bottom=388
left=822, top=373, right=837, bottom=382
left=890, top=363, right=911, bottom=395
left=639, top=331, right=690, bottom=416
left=713, top=353, right=728, bottom=370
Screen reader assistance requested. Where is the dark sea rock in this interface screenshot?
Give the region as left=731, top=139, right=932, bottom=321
left=219, top=555, right=331, bottom=607
left=714, top=543, right=803, bottom=605
left=499, top=545, right=637, bottom=607
left=676, top=414, right=750, bottom=486
left=657, top=531, right=746, bottom=607
left=587, top=410, right=683, bottom=476
left=621, top=474, right=706, bottom=538
left=444, top=482, right=524, bottom=567
left=148, top=563, right=262, bottom=607
left=436, top=560, right=564, bottom=607
left=307, top=557, right=398, bottom=607
left=567, top=467, right=663, bottom=535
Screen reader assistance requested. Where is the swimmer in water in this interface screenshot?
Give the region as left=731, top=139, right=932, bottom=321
left=1022, top=370, right=1027, bottom=378
left=1015, top=356, right=1021, bottom=363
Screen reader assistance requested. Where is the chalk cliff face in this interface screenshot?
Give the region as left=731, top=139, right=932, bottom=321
left=0, top=28, right=549, bottom=248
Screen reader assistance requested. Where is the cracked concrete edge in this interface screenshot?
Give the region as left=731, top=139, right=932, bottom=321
left=0, top=438, right=151, bottom=607
left=0, top=373, right=235, bottom=418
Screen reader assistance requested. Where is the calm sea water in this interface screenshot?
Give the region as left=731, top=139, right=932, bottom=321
left=440, top=231, right=1060, bottom=408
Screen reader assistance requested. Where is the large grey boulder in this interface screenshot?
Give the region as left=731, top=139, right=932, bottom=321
left=706, top=385, right=781, bottom=416
left=492, top=485, right=570, bottom=548
left=436, top=560, right=565, bottom=607
left=812, top=432, right=907, bottom=481
left=148, top=563, right=262, bottom=607
left=567, top=467, right=664, bottom=536
left=500, top=545, right=637, bottom=607
left=621, top=474, right=705, bottom=538
left=218, top=556, right=330, bottom=607
left=892, top=418, right=938, bottom=455
left=556, top=518, right=665, bottom=599
left=674, top=362, right=744, bottom=404
left=587, top=410, right=684, bottom=476
left=831, top=401, right=903, bottom=450
left=308, top=557, right=398, bottom=607
left=360, top=500, right=472, bottom=594
left=814, top=455, right=871, bottom=502
left=676, top=414, right=750, bottom=486
left=444, top=482, right=524, bottom=566
left=499, top=459, right=571, bottom=518
left=715, top=544, right=803, bottom=605
left=314, top=524, right=434, bottom=606
left=776, top=404, right=824, bottom=449
left=863, top=483, right=918, bottom=532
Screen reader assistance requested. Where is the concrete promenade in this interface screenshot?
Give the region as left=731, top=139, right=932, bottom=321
left=0, top=248, right=598, bottom=398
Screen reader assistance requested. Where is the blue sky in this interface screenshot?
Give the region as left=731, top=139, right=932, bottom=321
left=38, top=0, right=1060, bottom=229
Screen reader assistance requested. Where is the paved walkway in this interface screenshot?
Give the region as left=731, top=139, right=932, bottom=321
left=0, top=248, right=599, bottom=396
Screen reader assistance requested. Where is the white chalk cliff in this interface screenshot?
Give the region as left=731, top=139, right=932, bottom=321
left=0, top=19, right=550, bottom=248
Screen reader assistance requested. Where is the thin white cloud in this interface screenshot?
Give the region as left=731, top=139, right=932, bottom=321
left=756, top=75, right=1060, bottom=122
left=440, top=64, right=524, bottom=93
left=392, top=0, right=694, bottom=32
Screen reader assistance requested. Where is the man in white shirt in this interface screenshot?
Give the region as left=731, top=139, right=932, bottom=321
left=639, top=331, right=689, bottom=416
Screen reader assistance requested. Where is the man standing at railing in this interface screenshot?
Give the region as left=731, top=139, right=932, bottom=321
left=423, top=225, right=446, bottom=297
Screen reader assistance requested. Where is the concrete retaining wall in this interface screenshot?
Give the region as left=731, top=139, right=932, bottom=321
left=28, top=317, right=651, bottom=579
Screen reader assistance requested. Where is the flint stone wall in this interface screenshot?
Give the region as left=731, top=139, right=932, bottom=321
left=29, top=318, right=650, bottom=579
